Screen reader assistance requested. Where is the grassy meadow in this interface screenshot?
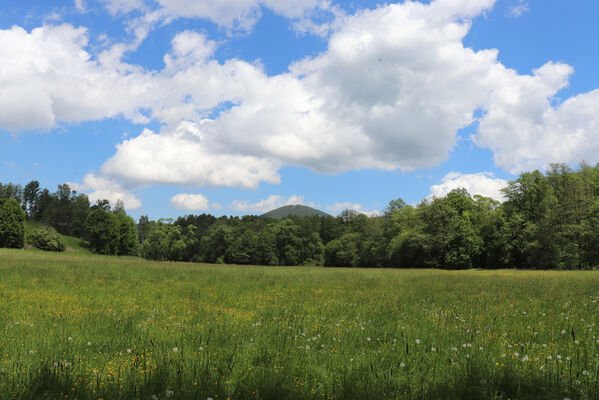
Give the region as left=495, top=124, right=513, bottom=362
left=0, top=249, right=598, bottom=399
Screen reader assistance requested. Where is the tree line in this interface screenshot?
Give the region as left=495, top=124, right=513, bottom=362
left=2, top=162, right=599, bottom=269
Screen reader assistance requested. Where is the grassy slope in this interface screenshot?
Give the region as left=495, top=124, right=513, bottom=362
left=1, top=249, right=598, bottom=399
left=24, top=220, right=94, bottom=255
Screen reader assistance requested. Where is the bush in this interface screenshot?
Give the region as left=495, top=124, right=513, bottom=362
left=27, top=226, right=65, bottom=252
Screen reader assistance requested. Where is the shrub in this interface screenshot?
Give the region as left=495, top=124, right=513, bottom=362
left=27, top=226, right=66, bottom=252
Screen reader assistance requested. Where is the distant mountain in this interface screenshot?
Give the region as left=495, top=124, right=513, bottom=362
left=260, top=205, right=330, bottom=219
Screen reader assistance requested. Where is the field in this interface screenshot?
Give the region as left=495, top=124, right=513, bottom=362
left=0, top=250, right=598, bottom=399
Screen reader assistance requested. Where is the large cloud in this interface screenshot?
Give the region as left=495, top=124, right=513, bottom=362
left=99, top=0, right=509, bottom=185
left=0, top=24, right=152, bottom=131
left=475, top=63, right=599, bottom=173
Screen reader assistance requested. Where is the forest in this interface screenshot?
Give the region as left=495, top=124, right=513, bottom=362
left=2, top=162, right=599, bottom=270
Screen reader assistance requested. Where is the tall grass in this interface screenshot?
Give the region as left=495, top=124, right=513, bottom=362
left=0, top=249, right=597, bottom=399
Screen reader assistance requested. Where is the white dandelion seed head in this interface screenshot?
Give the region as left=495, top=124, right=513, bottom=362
left=415, top=339, right=420, bottom=344
left=173, top=347, right=178, bottom=352
left=583, top=370, right=589, bottom=376
left=400, top=362, right=405, bottom=368
left=514, top=352, right=519, bottom=357
left=87, top=342, right=91, bottom=346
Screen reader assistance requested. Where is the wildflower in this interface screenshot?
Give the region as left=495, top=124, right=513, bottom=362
left=514, top=352, right=519, bottom=357
left=431, top=347, right=436, bottom=352
left=400, top=362, right=405, bottom=368
left=367, top=337, right=371, bottom=342
left=574, top=340, right=579, bottom=345
left=349, top=358, right=353, bottom=362
left=29, top=350, right=34, bottom=354
left=127, top=349, right=132, bottom=353
left=166, top=389, right=174, bottom=397
left=87, top=342, right=91, bottom=346
left=521, top=355, right=529, bottom=362
left=561, top=330, right=566, bottom=335
left=151, top=395, right=158, bottom=400
left=547, top=355, right=552, bottom=360
left=305, top=345, right=310, bottom=350
left=173, top=347, right=178, bottom=353
left=415, top=339, right=420, bottom=345
left=556, top=355, right=561, bottom=360
left=451, top=347, right=458, bottom=351
left=68, top=337, right=72, bottom=341
left=479, top=346, right=484, bottom=351
left=583, top=370, right=589, bottom=376
left=566, top=356, right=571, bottom=361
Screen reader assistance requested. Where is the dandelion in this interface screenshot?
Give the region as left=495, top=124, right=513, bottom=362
left=166, top=389, right=174, bottom=397
left=68, top=337, right=72, bottom=341
left=479, top=346, right=484, bottom=351
left=451, top=347, right=458, bottom=351
left=415, top=339, right=420, bottom=344
left=575, top=340, right=580, bottom=345
left=87, top=342, right=91, bottom=346
left=367, top=337, right=371, bottom=342
left=566, top=356, right=571, bottom=361
left=556, top=355, right=562, bottom=360
left=29, top=350, right=34, bottom=354
left=400, top=362, right=405, bottom=368
left=583, top=370, right=589, bottom=376
left=151, top=395, right=158, bottom=400
left=561, top=330, right=566, bottom=335
left=173, top=347, right=178, bottom=353
left=305, top=345, right=310, bottom=350
left=547, top=355, right=552, bottom=360
left=514, top=352, right=519, bottom=357
left=431, top=347, right=436, bottom=352
left=127, top=348, right=132, bottom=353
left=521, top=355, right=529, bottom=362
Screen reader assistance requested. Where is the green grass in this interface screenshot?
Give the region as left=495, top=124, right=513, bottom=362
left=1, top=249, right=598, bottom=399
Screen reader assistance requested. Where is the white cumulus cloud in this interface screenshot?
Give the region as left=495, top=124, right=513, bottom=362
left=69, top=173, right=142, bottom=210
left=170, top=193, right=210, bottom=211
left=429, top=172, right=508, bottom=201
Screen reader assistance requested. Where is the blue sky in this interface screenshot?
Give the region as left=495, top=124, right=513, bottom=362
left=1, top=0, right=598, bottom=220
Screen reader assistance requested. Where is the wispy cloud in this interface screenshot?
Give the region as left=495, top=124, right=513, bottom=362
left=508, top=1, right=529, bottom=18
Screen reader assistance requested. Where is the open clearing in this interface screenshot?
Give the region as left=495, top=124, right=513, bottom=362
left=0, top=249, right=598, bottom=399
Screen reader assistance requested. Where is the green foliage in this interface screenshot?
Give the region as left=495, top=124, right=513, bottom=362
left=27, top=226, right=66, bottom=252
left=0, top=198, right=26, bottom=248
left=84, top=208, right=118, bottom=254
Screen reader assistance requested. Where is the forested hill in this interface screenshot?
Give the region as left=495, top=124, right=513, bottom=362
left=261, top=205, right=330, bottom=219
left=3, top=162, right=599, bottom=270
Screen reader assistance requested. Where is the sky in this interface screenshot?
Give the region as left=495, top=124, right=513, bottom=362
left=1, top=0, right=598, bottom=220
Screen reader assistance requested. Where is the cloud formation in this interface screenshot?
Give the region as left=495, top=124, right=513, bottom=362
left=170, top=193, right=210, bottom=211
left=429, top=172, right=508, bottom=202
left=2, top=0, right=599, bottom=191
